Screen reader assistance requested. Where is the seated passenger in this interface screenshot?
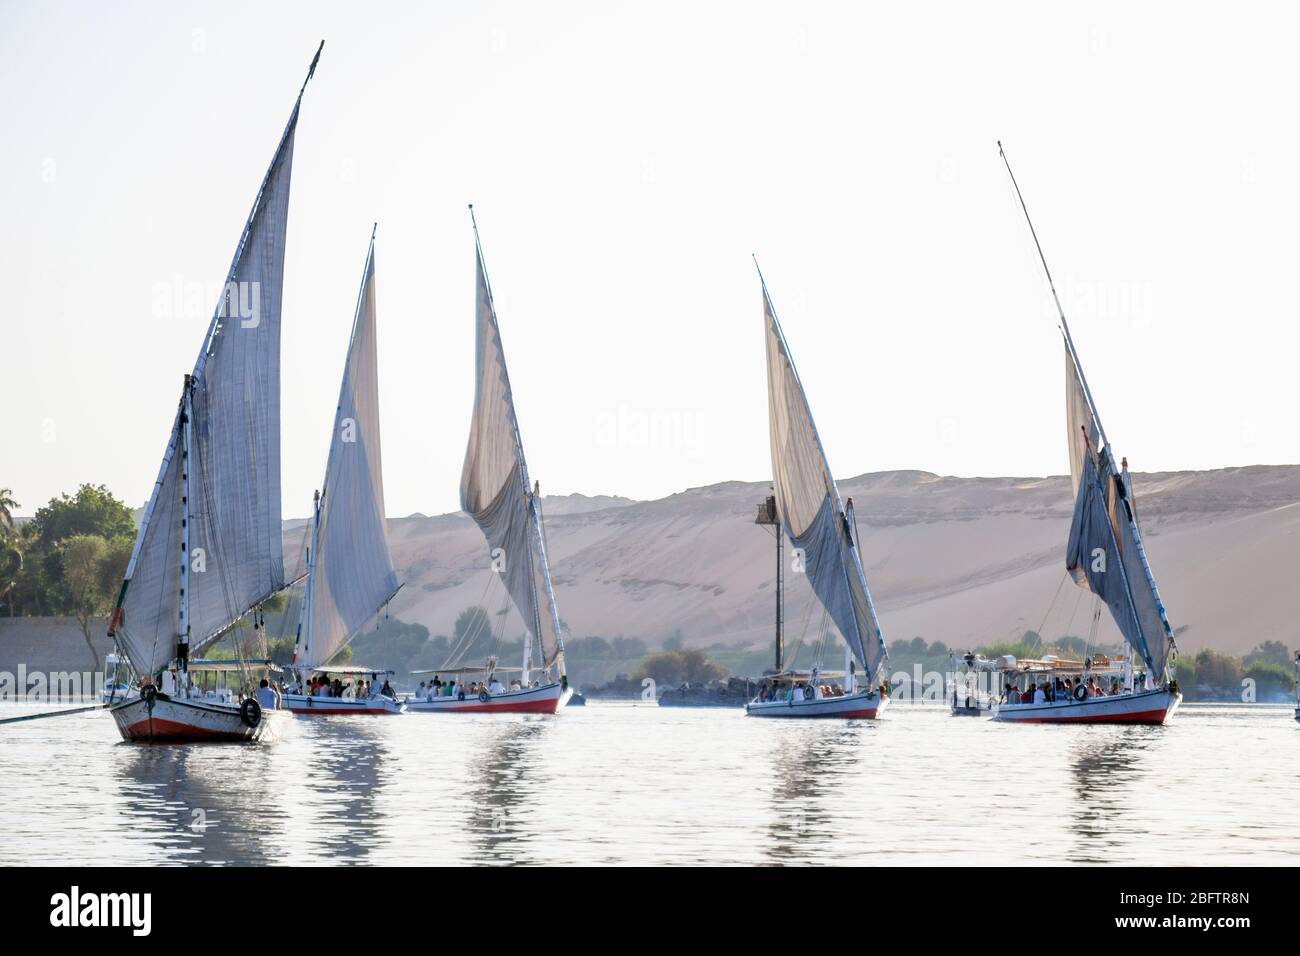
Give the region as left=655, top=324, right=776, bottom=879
left=255, top=678, right=278, bottom=710
left=1032, top=683, right=1047, bottom=704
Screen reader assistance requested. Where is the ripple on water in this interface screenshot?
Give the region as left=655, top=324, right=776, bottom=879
left=0, top=702, right=1296, bottom=865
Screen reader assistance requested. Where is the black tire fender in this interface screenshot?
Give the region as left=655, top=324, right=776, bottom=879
left=240, top=697, right=262, bottom=728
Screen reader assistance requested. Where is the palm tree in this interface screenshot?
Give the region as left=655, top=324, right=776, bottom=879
left=0, top=488, right=17, bottom=539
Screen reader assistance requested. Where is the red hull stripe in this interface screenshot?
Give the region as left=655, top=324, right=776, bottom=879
left=418, top=698, right=560, bottom=714
left=118, top=717, right=253, bottom=742
left=999, top=708, right=1171, bottom=725
left=750, top=708, right=878, bottom=719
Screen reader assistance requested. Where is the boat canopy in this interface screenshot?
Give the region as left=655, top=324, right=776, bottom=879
left=185, top=658, right=283, bottom=674
left=1000, top=656, right=1127, bottom=675
left=411, top=665, right=524, bottom=676
left=305, top=666, right=394, bottom=676
left=762, top=669, right=848, bottom=681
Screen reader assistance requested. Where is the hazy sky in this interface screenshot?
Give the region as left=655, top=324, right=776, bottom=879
left=2, top=1, right=1298, bottom=519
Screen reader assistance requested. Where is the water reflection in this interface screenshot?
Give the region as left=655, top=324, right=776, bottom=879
left=763, top=724, right=866, bottom=865
left=464, top=720, right=552, bottom=865
left=4, top=703, right=1297, bottom=865
left=114, top=742, right=281, bottom=865
left=1064, top=728, right=1161, bottom=860
left=294, top=718, right=387, bottom=864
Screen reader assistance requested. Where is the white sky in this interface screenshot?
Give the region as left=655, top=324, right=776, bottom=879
left=2, top=1, right=1298, bottom=519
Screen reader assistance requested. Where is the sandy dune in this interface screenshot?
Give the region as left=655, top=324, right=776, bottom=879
left=365, top=467, right=1300, bottom=657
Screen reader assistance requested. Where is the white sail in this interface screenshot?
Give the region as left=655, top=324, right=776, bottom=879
left=762, top=275, right=887, bottom=682
left=300, top=233, right=400, bottom=670
left=459, top=223, right=564, bottom=672
left=1062, top=340, right=1175, bottom=681
left=113, top=93, right=306, bottom=679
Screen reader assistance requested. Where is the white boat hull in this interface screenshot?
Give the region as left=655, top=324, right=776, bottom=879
left=281, top=693, right=404, bottom=715
left=746, top=688, right=887, bottom=719
left=405, top=681, right=571, bottom=714
left=993, top=687, right=1181, bottom=725
left=110, top=693, right=274, bottom=743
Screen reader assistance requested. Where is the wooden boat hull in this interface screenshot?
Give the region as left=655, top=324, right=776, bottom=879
left=746, top=689, right=886, bottom=719
left=110, top=694, right=272, bottom=743
left=405, top=681, right=571, bottom=714
left=992, top=687, right=1181, bottom=725
left=280, top=693, right=404, bottom=715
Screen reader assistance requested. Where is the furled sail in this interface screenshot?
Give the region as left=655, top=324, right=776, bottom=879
left=762, top=276, right=887, bottom=682
left=459, top=223, right=565, bottom=672
left=1063, top=342, right=1175, bottom=681
left=300, top=233, right=400, bottom=670
left=112, top=61, right=317, bottom=679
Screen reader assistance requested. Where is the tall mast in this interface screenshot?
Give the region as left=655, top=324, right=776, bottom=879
left=755, top=495, right=783, bottom=672
left=177, top=376, right=194, bottom=690
left=775, top=514, right=784, bottom=672
left=293, top=488, right=321, bottom=672
left=997, top=140, right=1111, bottom=452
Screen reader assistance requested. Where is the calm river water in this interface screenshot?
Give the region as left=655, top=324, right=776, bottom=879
left=1, top=702, right=1296, bottom=865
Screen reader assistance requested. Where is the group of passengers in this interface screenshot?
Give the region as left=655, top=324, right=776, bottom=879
left=415, top=675, right=532, bottom=700
left=1004, top=674, right=1126, bottom=705
left=756, top=681, right=846, bottom=703
left=290, top=673, right=394, bottom=700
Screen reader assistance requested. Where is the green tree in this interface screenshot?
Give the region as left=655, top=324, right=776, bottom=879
left=9, top=484, right=135, bottom=616
left=1243, top=641, right=1292, bottom=669
left=61, top=534, right=131, bottom=666
left=1193, top=648, right=1243, bottom=691
left=29, top=484, right=135, bottom=544
left=641, top=648, right=726, bottom=686
left=1243, top=661, right=1293, bottom=701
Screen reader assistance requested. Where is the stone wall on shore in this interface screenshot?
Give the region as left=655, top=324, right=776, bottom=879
left=0, top=617, right=112, bottom=673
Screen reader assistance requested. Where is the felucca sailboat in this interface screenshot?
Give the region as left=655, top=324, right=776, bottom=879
left=407, top=209, right=571, bottom=714
left=282, top=227, right=404, bottom=715
left=993, top=142, right=1181, bottom=725
left=106, top=43, right=324, bottom=743
left=745, top=263, right=890, bottom=719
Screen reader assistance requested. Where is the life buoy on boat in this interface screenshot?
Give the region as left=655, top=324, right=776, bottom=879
left=803, top=685, right=815, bottom=701
left=478, top=690, right=490, bottom=703
left=1073, top=684, right=1087, bottom=702
left=240, top=697, right=262, bottom=728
